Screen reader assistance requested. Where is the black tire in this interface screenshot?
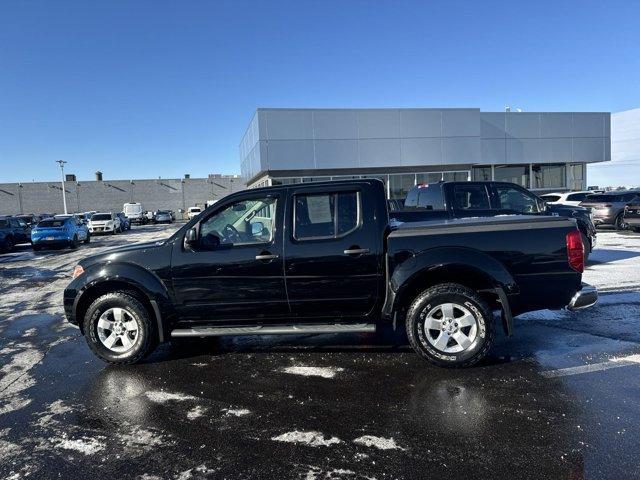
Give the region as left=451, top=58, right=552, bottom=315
left=2, top=236, right=14, bottom=253
left=615, top=213, right=629, bottom=231
left=84, top=232, right=91, bottom=244
left=69, top=235, right=78, bottom=249
left=405, top=283, right=494, bottom=368
left=32, top=244, right=41, bottom=252
left=112, top=228, right=117, bottom=235
left=83, top=291, right=158, bottom=364
left=633, top=228, right=640, bottom=233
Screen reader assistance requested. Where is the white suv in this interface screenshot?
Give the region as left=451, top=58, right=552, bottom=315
left=187, top=207, right=202, bottom=220
left=88, top=212, right=122, bottom=234
left=540, top=191, right=595, bottom=207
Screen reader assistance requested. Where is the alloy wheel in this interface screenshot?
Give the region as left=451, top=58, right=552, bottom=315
left=421, top=302, right=478, bottom=354
left=97, top=307, right=139, bottom=353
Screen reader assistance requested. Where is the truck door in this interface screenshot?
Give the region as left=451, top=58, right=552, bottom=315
left=170, top=192, right=288, bottom=322
left=284, top=183, right=381, bottom=318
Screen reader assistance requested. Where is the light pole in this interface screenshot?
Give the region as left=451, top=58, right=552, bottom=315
left=56, top=160, right=68, bottom=214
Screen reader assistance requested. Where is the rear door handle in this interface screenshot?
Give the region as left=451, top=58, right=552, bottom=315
left=343, top=248, right=370, bottom=256
left=255, top=253, right=279, bottom=261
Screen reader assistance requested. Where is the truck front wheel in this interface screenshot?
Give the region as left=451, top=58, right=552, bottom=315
left=405, top=283, right=494, bottom=368
left=83, top=291, right=158, bottom=364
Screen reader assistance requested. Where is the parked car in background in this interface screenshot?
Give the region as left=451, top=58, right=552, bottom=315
left=88, top=212, right=122, bottom=235
left=123, top=203, right=146, bottom=225
left=64, top=179, right=597, bottom=366
left=623, top=199, right=640, bottom=232
left=72, top=213, right=91, bottom=224
left=14, top=214, right=42, bottom=227
left=153, top=210, right=173, bottom=224
left=187, top=206, right=202, bottom=220
left=32, top=216, right=90, bottom=250
left=401, top=181, right=597, bottom=259
left=117, top=212, right=131, bottom=231
left=540, top=191, right=595, bottom=207
left=144, top=211, right=154, bottom=222
left=580, top=191, right=640, bottom=229
left=0, top=216, right=31, bottom=252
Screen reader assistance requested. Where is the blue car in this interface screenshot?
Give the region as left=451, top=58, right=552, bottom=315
left=31, top=216, right=90, bottom=250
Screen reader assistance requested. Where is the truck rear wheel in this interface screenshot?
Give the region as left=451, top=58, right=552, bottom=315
left=83, top=291, right=158, bottom=364
left=405, top=283, right=494, bottom=368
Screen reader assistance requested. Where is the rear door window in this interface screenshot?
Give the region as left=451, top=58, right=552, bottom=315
left=294, top=191, right=360, bottom=240
left=452, top=185, right=491, bottom=211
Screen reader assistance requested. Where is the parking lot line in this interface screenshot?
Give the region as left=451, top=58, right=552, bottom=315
left=541, top=353, right=640, bottom=378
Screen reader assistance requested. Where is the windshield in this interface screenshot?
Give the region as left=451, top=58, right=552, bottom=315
left=92, top=214, right=112, bottom=221
left=157, top=210, right=170, bottom=214
left=0, top=219, right=9, bottom=228
left=38, top=220, right=66, bottom=228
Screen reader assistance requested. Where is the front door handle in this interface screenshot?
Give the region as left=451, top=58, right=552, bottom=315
left=255, top=253, right=279, bottom=261
left=343, top=248, right=370, bottom=256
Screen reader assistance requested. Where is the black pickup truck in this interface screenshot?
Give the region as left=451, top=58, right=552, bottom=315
left=397, top=181, right=597, bottom=258
left=64, top=179, right=597, bottom=367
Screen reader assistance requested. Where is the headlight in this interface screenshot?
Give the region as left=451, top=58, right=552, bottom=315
left=72, top=265, right=84, bottom=279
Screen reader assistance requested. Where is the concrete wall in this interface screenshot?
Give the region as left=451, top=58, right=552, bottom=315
left=0, top=176, right=244, bottom=216
left=240, top=108, right=611, bottom=183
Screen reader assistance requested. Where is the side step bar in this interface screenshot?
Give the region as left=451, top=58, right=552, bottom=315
left=170, top=323, right=377, bottom=338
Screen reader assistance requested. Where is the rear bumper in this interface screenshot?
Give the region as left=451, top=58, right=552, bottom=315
left=567, top=284, right=598, bottom=311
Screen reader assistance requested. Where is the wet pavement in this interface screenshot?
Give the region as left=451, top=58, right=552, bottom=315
left=1, top=226, right=640, bottom=480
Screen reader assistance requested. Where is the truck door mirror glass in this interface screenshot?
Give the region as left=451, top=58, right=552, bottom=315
left=185, top=227, right=198, bottom=246
left=251, top=221, right=264, bottom=236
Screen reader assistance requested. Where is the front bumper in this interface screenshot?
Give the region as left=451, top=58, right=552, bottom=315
left=567, top=284, right=598, bottom=311
left=90, top=226, right=114, bottom=233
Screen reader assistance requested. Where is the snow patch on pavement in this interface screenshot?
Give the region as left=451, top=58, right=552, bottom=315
left=174, top=464, right=216, bottom=479
left=353, top=435, right=405, bottom=450
left=282, top=366, right=345, bottom=379
left=52, top=435, right=106, bottom=455
left=223, top=408, right=251, bottom=417
left=271, top=430, right=342, bottom=447
left=187, top=405, right=207, bottom=420
left=145, top=390, right=198, bottom=403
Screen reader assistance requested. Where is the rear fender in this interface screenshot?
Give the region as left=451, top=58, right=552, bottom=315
left=383, top=247, right=517, bottom=328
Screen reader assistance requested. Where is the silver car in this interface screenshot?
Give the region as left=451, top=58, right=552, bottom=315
left=580, top=191, right=640, bottom=229
left=153, top=210, right=173, bottom=224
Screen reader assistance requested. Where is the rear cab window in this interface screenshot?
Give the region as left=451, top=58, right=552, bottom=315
left=293, top=191, right=361, bottom=240
left=405, top=184, right=445, bottom=211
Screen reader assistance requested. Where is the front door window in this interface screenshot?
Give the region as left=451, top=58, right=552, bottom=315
left=198, top=197, right=277, bottom=249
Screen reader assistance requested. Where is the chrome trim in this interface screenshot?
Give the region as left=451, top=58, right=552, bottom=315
left=567, top=284, right=598, bottom=311
left=171, top=323, right=376, bottom=337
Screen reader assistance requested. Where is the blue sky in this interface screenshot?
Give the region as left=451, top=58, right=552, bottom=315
left=0, top=0, right=638, bottom=184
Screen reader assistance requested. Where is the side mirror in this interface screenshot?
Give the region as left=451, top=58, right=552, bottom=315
left=251, top=221, right=264, bottom=236
left=185, top=227, right=198, bottom=246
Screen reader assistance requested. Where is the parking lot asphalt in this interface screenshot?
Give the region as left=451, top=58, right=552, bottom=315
left=1, top=225, right=640, bottom=480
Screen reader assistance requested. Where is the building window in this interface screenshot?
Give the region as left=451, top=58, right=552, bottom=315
left=389, top=174, right=416, bottom=200
left=532, top=164, right=566, bottom=190
left=416, top=172, right=444, bottom=184
left=472, top=166, right=492, bottom=181
left=568, top=164, right=585, bottom=190
left=494, top=165, right=530, bottom=188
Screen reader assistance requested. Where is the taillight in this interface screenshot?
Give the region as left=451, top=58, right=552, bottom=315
left=566, top=230, right=584, bottom=273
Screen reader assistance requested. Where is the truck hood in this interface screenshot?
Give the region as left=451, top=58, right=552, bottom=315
left=78, top=239, right=168, bottom=267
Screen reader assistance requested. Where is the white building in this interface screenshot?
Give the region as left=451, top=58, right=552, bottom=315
left=240, top=108, right=611, bottom=198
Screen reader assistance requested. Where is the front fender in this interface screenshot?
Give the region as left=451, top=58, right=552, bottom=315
left=65, top=262, right=173, bottom=339
left=383, top=246, right=517, bottom=317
